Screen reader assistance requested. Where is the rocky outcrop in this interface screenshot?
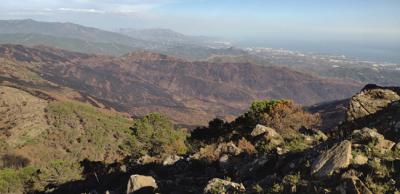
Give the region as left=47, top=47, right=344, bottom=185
left=352, top=128, right=395, bottom=153
left=311, top=140, right=352, bottom=177
left=127, top=175, right=158, bottom=194
left=162, top=155, right=182, bottom=166
left=252, top=125, right=284, bottom=150
left=347, top=84, right=400, bottom=121
left=203, top=178, right=245, bottom=194
left=352, top=154, right=368, bottom=165
left=341, top=85, right=400, bottom=142
left=352, top=127, right=386, bottom=142
left=250, top=124, right=282, bottom=139
left=251, top=124, right=280, bottom=137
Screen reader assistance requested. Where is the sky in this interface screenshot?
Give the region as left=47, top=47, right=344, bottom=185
left=0, top=0, right=400, bottom=61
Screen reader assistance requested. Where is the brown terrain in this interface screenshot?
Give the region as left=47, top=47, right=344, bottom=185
left=1, top=44, right=399, bottom=194
left=0, top=44, right=362, bottom=125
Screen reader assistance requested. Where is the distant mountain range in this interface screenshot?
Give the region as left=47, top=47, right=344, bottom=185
left=0, top=33, right=138, bottom=55
left=0, top=19, right=397, bottom=90
left=0, top=19, right=150, bottom=46
left=117, top=28, right=230, bottom=48
left=0, top=44, right=361, bottom=126
left=0, top=19, right=239, bottom=60
left=210, top=48, right=400, bottom=86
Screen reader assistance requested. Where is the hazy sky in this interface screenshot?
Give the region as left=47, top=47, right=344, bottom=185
left=1, top=0, right=399, bottom=43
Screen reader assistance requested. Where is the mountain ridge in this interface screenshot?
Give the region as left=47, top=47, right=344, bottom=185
left=0, top=19, right=242, bottom=60
left=0, top=44, right=362, bottom=126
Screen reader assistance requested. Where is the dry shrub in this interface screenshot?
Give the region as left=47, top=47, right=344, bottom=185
left=237, top=138, right=256, bottom=154
left=197, top=144, right=218, bottom=162
left=260, top=100, right=320, bottom=138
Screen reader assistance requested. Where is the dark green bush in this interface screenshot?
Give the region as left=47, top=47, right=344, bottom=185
left=132, top=113, right=188, bottom=156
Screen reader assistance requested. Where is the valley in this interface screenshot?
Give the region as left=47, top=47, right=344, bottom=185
left=0, top=15, right=398, bottom=194
left=0, top=44, right=361, bottom=126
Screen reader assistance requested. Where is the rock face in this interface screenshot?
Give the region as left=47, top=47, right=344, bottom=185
left=347, top=85, right=400, bottom=121
left=126, top=175, right=158, bottom=194
left=341, top=85, right=400, bottom=142
left=203, top=178, right=245, bottom=194
left=311, top=140, right=352, bottom=177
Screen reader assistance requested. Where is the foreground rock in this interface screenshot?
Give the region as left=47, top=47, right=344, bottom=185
left=250, top=124, right=280, bottom=137
left=252, top=124, right=284, bottom=151
left=336, top=173, right=373, bottom=194
left=352, top=128, right=395, bottom=153
left=311, top=140, right=352, bottom=177
left=352, top=154, right=368, bottom=165
left=127, top=175, right=158, bottom=194
left=347, top=84, right=400, bottom=121
left=8, top=84, right=400, bottom=194
left=251, top=124, right=280, bottom=137
left=203, top=178, right=245, bottom=194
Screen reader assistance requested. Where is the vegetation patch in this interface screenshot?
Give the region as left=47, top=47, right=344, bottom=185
left=0, top=166, right=39, bottom=194
left=46, top=100, right=136, bottom=159
left=132, top=113, right=188, bottom=156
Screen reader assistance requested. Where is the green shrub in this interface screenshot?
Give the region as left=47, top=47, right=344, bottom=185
left=246, top=99, right=289, bottom=124
left=189, top=118, right=229, bottom=144
left=132, top=113, right=188, bottom=156
left=283, top=136, right=312, bottom=152
left=37, top=160, right=82, bottom=188
left=0, top=166, right=38, bottom=194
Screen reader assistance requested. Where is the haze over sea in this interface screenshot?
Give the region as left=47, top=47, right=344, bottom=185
left=237, top=38, right=400, bottom=64
left=1, top=0, right=399, bottom=63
